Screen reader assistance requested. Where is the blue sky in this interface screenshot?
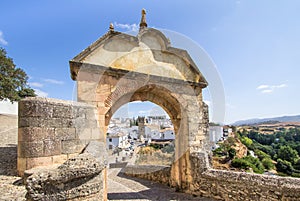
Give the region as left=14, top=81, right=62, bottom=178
left=1, top=1, right=300, bottom=123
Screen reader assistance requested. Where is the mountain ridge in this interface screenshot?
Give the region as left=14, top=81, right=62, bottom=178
left=233, top=114, right=300, bottom=126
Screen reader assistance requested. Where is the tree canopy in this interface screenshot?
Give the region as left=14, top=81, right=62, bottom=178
left=0, top=47, right=35, bottom=102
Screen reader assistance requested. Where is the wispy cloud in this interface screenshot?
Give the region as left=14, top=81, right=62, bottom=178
left=0, top=31, right=8, bottom=46
left=114, top=22, right=139, bottom=32
left=257, top=85, right=269, bottom=90
left=34, top=88, right=48, bottom=97
left=42, top=78, right=64, bottom=85
left=257, top=83, right=287, bottom=94
left=138, top=110, right=150, bottom=114
left=29, top=82, right=43, bottom=88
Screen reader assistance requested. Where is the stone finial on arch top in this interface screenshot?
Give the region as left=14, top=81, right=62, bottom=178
left=69, top=10, right=208, bottom=88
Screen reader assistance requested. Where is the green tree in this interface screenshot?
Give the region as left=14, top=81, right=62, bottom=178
left=277, top=145, right=299, bottom=164
left=276, top=159, right=294, bottom=175
left=0, top=47, right=35, bottom=102
left=262, top=157, right=274, bottom=170
left=240, top=136, right=253, bottom=148
left=231, top=156, right=264, bottom=174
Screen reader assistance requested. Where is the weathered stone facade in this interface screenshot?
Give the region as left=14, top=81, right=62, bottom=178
left=18, top=97, right=101, bottom=176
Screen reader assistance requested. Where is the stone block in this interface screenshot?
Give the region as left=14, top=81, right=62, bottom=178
left=61, top=140, right=86, bottom=154
left=18, top=127, right=55, bottom=142
left=25, top=153, right=105, bottom=201
left=52, top=105, right=73, bottom=118
left=43, top=139, right=61, bottom=156
left=55, top=128, right=76, bottom=140
left=91, top=128, right=101, bottom=140
left=78, top=128, right=92, bottom=140
left=17, top=157, right=27, bottom=176
left=19, top=100, right=54, bottom=118
left=26, top=156, right=53, bottom=170
left=52, top=154, right=68, bottom=164
left=18, top=141, right=44, bottom=158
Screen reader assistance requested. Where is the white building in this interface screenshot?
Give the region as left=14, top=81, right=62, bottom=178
left=106, top=132, right=128, bottom=150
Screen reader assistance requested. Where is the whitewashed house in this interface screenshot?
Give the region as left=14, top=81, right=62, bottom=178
left=106, top=132, right=128, bottom=150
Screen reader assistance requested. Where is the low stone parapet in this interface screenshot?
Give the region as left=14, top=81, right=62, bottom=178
left=189, top=152, right=300, bottom=201
left=122, top=165, right=171, bottom=186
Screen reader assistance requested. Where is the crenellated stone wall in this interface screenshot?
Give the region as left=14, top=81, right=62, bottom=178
left=17, top=97, right=102, bottom=176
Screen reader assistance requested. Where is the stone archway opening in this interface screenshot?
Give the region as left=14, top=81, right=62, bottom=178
left=106, top=100, right=176, bottom=167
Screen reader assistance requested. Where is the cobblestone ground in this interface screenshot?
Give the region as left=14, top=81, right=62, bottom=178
left=107, top=168, right=215, bottom=201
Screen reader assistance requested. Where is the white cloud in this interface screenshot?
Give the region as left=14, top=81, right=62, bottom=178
left=34, top=88, right=48, bottom=97
left=42, top=78, right=64, bottom=85
left=257, top=85, right=269, bottom=90
left=257, top=83, right=287, bottom=94
left=29, top=82, right=43, bottom=88
left=277, top=84, right=287, bottom=88
left=114, top=22, right=139, bottom=32
left=0, top=31, right=8, bottom=46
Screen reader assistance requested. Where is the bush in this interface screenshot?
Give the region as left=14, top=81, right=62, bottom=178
left=277, top=145, right=299, bottom=164
left=161, top=144, right=175, bottom=153
left=262, top=157, right=274, bottom=170
left=231, top=156, right=264, bottom=174
left=276, top=159, right=294, bottom=175
left=255, top=150, right=270, bottom=161
left=228, top=148, right=236, bottom=159
left=213, top=147, right=227, bottom=157
left=240, top=137, right=253, bottom=148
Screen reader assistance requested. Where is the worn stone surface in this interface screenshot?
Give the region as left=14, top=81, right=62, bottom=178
left=25, top=153, right=105, bottom=201
left=122, top=165, right=171, bottom=185
left=187, top=152, right=300, bottom=201
left=18, top=97, right=102, bottom=176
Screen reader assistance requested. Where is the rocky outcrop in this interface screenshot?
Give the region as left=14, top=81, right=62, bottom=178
left=25, top=141, right=107, bottom=201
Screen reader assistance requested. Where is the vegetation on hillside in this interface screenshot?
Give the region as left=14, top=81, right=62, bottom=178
left=213, top=126, right=300, bottom=177
left=0, top=47, right=35, bottom=102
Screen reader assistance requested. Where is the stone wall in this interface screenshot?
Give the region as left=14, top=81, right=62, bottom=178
left=189, top=153, right=300, bottom=201
left=124, top=153, right=300, bottom=201
left=122, top=165, right=171, bottom=185
left=18, top=97, right=102, bottom=176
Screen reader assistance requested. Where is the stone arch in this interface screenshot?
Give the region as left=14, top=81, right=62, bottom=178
left=69, top=13, right=210, bottom=198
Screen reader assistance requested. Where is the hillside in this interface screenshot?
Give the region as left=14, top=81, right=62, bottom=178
left=233, top=115, right=300, bottom=126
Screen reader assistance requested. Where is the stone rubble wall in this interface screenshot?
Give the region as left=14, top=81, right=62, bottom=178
left=18, top=97, right=102, bottom=176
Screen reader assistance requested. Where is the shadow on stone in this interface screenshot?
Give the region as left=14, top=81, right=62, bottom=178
left=0, top=145, right=17, bottom=176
